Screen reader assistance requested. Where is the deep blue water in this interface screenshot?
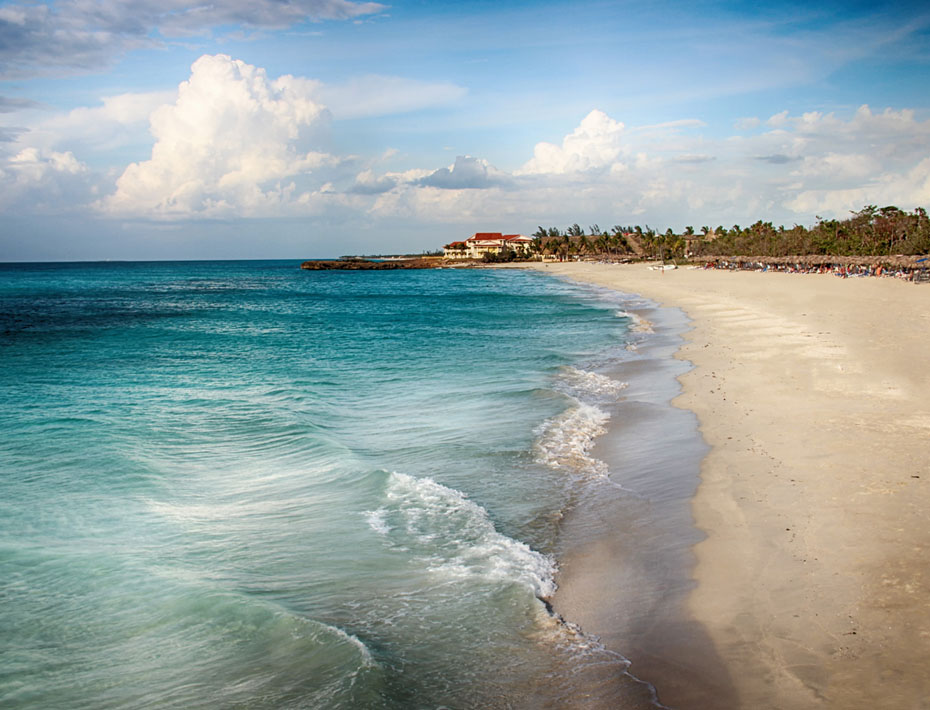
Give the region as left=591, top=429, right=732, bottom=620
left=0, top=261, right=655, bottom=708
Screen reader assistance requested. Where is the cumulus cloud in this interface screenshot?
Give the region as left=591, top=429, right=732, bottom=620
left=7, top=146, right=85, bottom=179
left=365, top=104, right=930, bottom=230
left=7, top=93, right=930, bottom=233
left=517, top=109, right=626, bottom=175
left=0, top=146, right=98, bottom=212
left=349, top=168, right=397, bottom=194
left=0, top=0, right=385, bottom=78
left=417, top=155, right=510, bottom=189
left=101, top=54, right=342, bottom=218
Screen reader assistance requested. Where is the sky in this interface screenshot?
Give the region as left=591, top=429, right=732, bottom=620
left=1, top=0, right=929, bottom=260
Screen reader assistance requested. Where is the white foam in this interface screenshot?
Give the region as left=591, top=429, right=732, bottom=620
left=364, top=508, right=390, bottom=535
left=534, top=402, right=609, bottom=477
left=326, top=623, right=378, bottom=669
left=615, top=309, right=654, bottom=333
left=378, top=472, right=557, bottom=599
left=556, top=366, right=628, bottom=400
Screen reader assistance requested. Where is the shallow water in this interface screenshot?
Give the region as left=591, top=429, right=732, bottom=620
left=0, top=261, right=673, bottom=709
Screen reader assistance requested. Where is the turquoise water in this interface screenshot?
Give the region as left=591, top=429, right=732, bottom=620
left=0, top=261, right=657, bottom=708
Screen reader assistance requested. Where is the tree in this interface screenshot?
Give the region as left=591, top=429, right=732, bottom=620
left=578, top=235, right=591, bottom=256
left=567, top=223, right=584, bottom=237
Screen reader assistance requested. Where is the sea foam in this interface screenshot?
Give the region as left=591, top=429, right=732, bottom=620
left=555, top=366, right=629, bottom=401
left=534, top=402, right=610, bottom=477
left=536, top=366, right=626, bottom=478
left=372, top=472, right=557, bottom=600
left=616, top=309, right=654, bottom=333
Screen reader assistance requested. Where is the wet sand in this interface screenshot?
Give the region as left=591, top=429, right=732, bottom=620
left=532, top=262, right=930, bottom=709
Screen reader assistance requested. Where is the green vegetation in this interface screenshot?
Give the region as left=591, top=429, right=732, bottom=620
left=481, top=247, right=519, bottom=263
left=529, top=206, right=930, bottom=261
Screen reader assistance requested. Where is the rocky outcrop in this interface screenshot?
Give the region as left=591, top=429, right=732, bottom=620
left=300, top=259, right=442, bottom=270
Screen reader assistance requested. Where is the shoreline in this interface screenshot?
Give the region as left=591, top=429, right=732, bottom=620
left=525, top=262, right=930, bottom=709
left=546, top=288, right=733, bottom=709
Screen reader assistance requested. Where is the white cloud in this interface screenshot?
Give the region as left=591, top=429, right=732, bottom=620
left=0, top=0, right=386, bottom=78
left=6, top=92, right=930, bottom=235
left=364, top=104, right=930, bottom=231
left=786, top=158, right=930, bottom=216
left=767, top=110, right=790, bottom=128
left=350, top=168, right=397, bottom=194
left=794, top=152, right=876, bottom=179
left=417, top=155, right=509, bottom=189
left=8, top=146, right=85, bottom=180
left=100, top=54, right=343, bottom=218
left=21, top=90, right=175, bottom=153
left=517, top=109, right=626, bottom=175
left=0, top=146, right=98, bottom=212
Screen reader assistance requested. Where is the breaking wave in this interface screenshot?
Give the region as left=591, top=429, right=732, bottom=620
left=367, top=472, right=557, bottom=600
left=534, top=402, right=610, bottom=477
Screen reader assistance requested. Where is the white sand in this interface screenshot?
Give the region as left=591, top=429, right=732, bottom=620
left=529, top=262, right=930, bottom=709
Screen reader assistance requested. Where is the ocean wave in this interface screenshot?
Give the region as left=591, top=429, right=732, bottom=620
left=616, top=310, right=654, bottom=333
left=555, top=366, right=628, bottom=401
left=369, top=472, right=556, bottom=600
left=364, top=508, right=391, bottom=536
left=534, top=402, right=610, bottom=477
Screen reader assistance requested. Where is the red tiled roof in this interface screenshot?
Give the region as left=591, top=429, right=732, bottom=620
left=444, top=241, right=467, bottom=248
left=504, top=235, right=532, bottom=242
left=468, top=232, right=503, bottom=241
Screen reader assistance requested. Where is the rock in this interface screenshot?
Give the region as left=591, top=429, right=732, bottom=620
left=300, top=259, right=441, bottom=270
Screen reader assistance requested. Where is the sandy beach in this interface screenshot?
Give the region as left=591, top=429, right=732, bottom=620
left=528, top=262, right=930, bottom=709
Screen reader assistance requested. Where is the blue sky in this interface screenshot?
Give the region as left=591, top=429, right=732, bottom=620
left=1, top=0, right=928, bottom=260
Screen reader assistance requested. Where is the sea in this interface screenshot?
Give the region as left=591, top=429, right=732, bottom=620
left=0, top=260, right=689, bottom=709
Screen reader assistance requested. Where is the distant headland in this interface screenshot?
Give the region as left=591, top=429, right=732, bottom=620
left=300, top=257, right=446, bottom=270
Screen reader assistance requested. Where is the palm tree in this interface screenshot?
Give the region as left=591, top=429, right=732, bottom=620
left=578, top=235, right=591, bottom=257
left=532, top=235, right=544, bottom=256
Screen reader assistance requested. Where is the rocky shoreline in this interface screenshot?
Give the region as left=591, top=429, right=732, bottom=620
left=300, top=258, right=449, bottom=270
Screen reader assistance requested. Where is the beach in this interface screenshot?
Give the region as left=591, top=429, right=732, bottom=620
left=529, top=262, right=930, bottom=709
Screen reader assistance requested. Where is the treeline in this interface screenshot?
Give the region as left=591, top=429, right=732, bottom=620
left=530, top=206, right=930, bottom=260
left=531, top=223, right=640, bottom=259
